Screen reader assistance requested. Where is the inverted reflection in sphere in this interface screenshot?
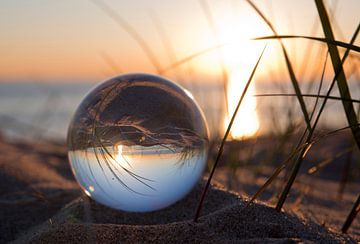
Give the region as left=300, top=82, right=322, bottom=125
left=67, top=73, right=209, bottom=212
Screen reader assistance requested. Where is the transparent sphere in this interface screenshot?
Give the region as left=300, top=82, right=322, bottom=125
left=67, top=73, right=209, bottom=212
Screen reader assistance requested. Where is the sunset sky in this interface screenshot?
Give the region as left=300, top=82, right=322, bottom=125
left=0, top=0, right=359, bottom=83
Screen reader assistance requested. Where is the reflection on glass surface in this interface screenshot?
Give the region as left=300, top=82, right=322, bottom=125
left=67, top=73, right=209, bottom=212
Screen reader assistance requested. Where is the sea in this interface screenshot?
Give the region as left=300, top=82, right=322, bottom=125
left=0, top=81, right=355, bottom=141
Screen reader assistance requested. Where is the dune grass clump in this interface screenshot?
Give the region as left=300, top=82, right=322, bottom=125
left=195, top=0, right=359, bottom=232
left=90, top=0, right=359, bottom=234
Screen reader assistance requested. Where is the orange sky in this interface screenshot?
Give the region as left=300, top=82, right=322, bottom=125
left=0, top=0, right=359, bottom=83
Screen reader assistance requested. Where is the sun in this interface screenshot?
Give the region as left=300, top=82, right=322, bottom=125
left=224, top=68, right=259, bottom=139
left=115, top=144, right=130, bottom=168
left=216, top=18, right=264, bottom=139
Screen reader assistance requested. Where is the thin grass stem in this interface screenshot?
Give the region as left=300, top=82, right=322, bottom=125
left=245, top=0, right=312, bottom=133
left=245, top=143, right=312, bottom=207
left=254, top=93, right=360, bottom=104
left=148, top=10, right=177, bottom=65
left=247, top=123, right=360, bottom=205
left=100, top=51, right=123, bottom=74
left=199, top=0, right=229, bottom=116
left=314, top=2, right=360, bottom=230
left=273, top=26, right=359, bottom=212
left=159, top=43, right=227, bottom=75
left=309, top=53, right=328, bottom=122
left=315, top=0, right=360, bottom=148
left=342, top=194, right=360, bottom=233
left=193, top=45, right=266, bottom=222
left=338, top=103, right=360, bottom=199
left=254, top=35, right=360, bottom=52
left=90, top=0, right=162, bottom=73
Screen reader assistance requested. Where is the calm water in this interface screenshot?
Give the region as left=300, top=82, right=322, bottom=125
left=0, top=81, right=355, bottom=140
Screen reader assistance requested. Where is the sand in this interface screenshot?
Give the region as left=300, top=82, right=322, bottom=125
left=14, top=186, right=353, bottom=243
left=0, top=134, right=358, bottom=243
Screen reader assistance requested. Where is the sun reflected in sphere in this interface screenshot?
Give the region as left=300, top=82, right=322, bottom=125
left=67, top=73, right=209, bottom=212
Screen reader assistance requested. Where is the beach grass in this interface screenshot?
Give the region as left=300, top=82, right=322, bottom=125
left=80, top=0, right=360, bottom=233
left=194, top=0, right=360, bottom=232
left=2, top=0, right=358, bottom=238
left=194, top=45, right=267, bottom=221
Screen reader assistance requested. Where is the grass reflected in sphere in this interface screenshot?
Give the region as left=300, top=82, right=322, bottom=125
left=67, top=73, right=209, bottom=212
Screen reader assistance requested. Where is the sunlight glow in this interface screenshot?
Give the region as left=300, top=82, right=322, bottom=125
left=225, top=70, right=259, bottom=139
left=115, top=144, right=129, bottom=168
left=217, top=19, right=262, bottom=139
left=84, top=189, right=91, bottom=197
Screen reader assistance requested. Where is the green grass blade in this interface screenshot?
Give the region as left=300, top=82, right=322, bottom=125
left=254, top=35, right=360, bottom=52
left=315, top=0, right=360, bottom=149
left=193, top=45, right=267, bottom=222
left=245, top=0, right=311, bottom=133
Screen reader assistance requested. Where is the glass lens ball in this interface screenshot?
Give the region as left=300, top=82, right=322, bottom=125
left=67, top=73, right=209, bottom=212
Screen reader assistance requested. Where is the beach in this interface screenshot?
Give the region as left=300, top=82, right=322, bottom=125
left=1, top=133, right=358, bottom=243
left=1, top=0, right=360, bottom=242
